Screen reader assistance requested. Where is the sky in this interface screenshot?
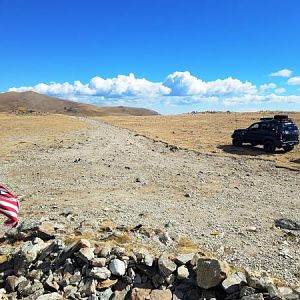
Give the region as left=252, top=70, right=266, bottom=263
left=1, top=0, right=300, bottom=114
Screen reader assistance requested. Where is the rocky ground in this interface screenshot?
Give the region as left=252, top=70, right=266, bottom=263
left=0, top=117, right=299, bottom=286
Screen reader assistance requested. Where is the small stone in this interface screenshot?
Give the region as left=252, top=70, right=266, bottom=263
left=6, top=276, right=20, bottom=293
left=36, top=292, right=63, bottom=300
left=76, top=247, right=95, bottom=262
left=130, top=288, right=151, bottom=300
left=97, top=278, right=118, bottom=289
left=150, top=289, right=172, bottom=300
left=63, top=285, right=77, bottom=298
left=175, top=253, right=194, bottom=265
left=109, top=259, right=126, bottom=276
left=222, top=272, right=247, bottom=294
left=278, top=287, right=294, bottom=297
left=177, top=265, right=189, bottom=280
left=245, top=270, right=273, bottom=290
left=184, top=193, right=192, bottom=198
left=91, top=257, right=106, bottom=267
left=196, top=257, right=230, bottom=289
left=241, top=293, right=264, bottom=300
left=97, top=246, right=111, bottom=258
left=158, top=254, right=177, bottom=277
left=274, top=218, right=300, bottom=230
left=79, top=278, right=96, bottom=297
left=240, top=286, right=256, bottom=297
left=98, top=288, right=113, bottom=300
left=89, top=267, right=111, bottom=280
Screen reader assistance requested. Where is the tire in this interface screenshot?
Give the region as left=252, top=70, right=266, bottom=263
left=264, top=141, right=276, bottom=153
left=232, top=138, right=242, bottom=147
left=283, top=145, right=294, bottom=152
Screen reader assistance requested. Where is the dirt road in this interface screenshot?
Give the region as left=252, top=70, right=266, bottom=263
left=1, top=117, right=299, bottom=284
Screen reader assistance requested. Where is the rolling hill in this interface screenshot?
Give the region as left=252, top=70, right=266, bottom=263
left=0, top=91, right=159, bottom=116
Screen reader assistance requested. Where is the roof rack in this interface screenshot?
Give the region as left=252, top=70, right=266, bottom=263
left=274, top=114, right=288, bottom=120
left=260, top=117, right=273, bottom=121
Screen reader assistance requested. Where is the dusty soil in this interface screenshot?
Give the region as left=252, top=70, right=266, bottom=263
left=100, top=112, right=300, bottom=171
left=0, top=114, right=299, bottom=284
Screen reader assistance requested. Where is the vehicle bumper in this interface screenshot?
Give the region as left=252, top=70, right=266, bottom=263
left=279, top=141, right=299, bottom=147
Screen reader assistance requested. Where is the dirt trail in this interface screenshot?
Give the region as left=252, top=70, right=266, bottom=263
left=1, top=117, right=299, bottom=284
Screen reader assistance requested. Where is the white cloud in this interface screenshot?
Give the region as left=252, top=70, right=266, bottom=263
left=164, top=71, right=257, bottom=96
left=275, top=87, right=286, bottom=94
left=7, top=71, right=300, bottom=108
left=260, top=83, right=276, bottom=91
left=287, top=76, right=300, bottom=85
left=270, top=69, right=292, bottom=77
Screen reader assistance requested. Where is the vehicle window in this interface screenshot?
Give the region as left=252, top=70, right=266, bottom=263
left=259, top=123, right=268, bottom=130
left=249, top=123, right=259, bottom=130
left=282, top=123, right=298, bottom=131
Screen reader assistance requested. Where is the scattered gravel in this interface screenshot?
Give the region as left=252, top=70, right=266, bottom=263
left=0, top=117, right=299, bottom=284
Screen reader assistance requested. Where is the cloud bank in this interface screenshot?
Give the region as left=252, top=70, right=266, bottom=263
left=7, top=71, right=300, bottom=109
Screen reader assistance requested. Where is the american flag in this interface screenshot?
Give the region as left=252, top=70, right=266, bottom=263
left=0, top=184, right=20, bottom=228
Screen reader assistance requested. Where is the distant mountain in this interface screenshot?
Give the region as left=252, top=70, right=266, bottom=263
left=0, top=91, right=159, bottom=116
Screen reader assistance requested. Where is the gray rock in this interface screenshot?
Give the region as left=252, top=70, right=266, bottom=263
left=175, top=253, right=194, bottom=265
left=36, top=292, right=63, bottom=300
left=109, top=259, right=126, bottom=276
left=14, top=240, right=46, bottom=275
left=177, top=265, right=189, bottom=280
left=158, top=254, right=177, bottom=277
left=76, top=247, right=95, bottom=263
left=241, top=293, right=264, bottom=300
left=38, top=240, right=64, bottom=261
left=55, top=239, right=91, bottom=266
left=91, top=257, right=106, bottom=267
left=245, top=270, right=273, bottom=290
left=196, top=257, right=230, bottom=289
left=221, top=271, right=247, bottom=294
left=274, top=218, right=300, bottom=230
left=89, top=267, right=111, bottom=280
left=98, top=287, right=113, bottom=300
left=63, top=285, right=77, bottom=298
left=97, top=246, right=111, bottom=258
left=79, top=278, right=97, bottom=297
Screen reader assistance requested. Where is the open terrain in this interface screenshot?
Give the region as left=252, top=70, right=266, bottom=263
left=0, top=113, right=299, bottom=285
left=101, top=112, right=300, bottom=171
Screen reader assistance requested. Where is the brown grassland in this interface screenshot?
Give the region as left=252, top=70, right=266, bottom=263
left=100, top=111, right=300, bottom=171
left=0, top=113, right=87, bottom=159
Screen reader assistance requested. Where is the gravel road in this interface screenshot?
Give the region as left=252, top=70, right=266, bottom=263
left=1, top=117, right=299, bottom=284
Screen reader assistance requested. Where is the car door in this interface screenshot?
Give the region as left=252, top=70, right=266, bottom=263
left=244, top=123, right=260, bottom=143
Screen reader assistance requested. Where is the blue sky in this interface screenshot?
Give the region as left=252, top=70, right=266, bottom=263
left=1, top=0, right=300, bottom=114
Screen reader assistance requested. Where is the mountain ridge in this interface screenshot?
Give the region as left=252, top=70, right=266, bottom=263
left=0, top=91, right=159, bottom=116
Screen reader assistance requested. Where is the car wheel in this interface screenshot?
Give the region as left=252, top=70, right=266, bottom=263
left=232, top=138, right=242, bottom=147
left=264, top=141, right=276, bottom=153
left=283, top=145, right=294, bottom=152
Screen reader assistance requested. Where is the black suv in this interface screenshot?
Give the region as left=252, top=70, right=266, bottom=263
left=232, top=115, right=299, bottom=153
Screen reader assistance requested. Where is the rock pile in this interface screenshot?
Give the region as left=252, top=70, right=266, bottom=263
left=0, top=226, right=299, bottom=300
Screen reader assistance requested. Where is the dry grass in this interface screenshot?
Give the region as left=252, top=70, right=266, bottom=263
left=100, top=112, right=300, bottom=170
left=0, top=113, right=87, bottom=159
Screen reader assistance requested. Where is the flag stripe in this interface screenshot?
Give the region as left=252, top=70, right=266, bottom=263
left=0, top=185, right=20, bottom=228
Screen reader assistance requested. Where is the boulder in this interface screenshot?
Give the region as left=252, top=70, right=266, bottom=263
left=196, top=257, right=229, bottom=289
